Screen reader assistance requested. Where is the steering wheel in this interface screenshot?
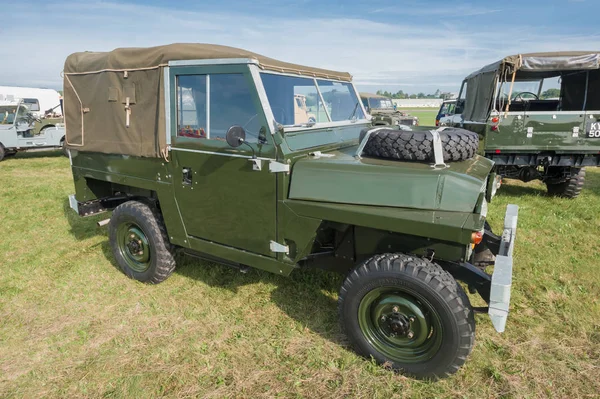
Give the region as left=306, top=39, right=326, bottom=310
left=513, top=92, right=538, bottom=101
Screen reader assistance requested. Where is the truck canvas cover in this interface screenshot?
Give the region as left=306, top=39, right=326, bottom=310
left=63, top=43, right=352, bottom=157
left=462, top=51, right=600, bottom=123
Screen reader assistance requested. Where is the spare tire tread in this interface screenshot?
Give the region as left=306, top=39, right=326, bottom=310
left=362, top=128, right=479, bottom=163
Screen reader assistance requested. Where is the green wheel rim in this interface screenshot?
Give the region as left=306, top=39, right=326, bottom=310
left=116, top=222, right=151, bottom=273
left=358, top=286, right=443, bottom=363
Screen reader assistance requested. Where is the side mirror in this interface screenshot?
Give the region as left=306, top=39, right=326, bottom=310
left=225, top=125, right=246, bottom=148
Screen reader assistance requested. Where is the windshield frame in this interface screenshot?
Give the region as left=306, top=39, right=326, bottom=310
left=254, top=68, right=369, bottom=133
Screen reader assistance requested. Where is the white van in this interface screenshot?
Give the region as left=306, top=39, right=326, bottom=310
left=0, top=86, right=62, bottom=118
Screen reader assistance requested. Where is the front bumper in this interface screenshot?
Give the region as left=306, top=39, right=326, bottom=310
left=488, top=204, right=519, bottom=332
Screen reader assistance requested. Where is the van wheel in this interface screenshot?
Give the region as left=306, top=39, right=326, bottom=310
left=546, top=168, right=586, bottom=199
left=109, top=201, right=176, bottom=283
left=0, top=144, right=5, bottom=162
left=61, top=139, right=69, bottom=157
left=339, top=253, right=475, bottom=380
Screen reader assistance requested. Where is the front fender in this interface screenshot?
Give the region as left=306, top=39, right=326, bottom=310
left=284, top=199, right=483, bottom=245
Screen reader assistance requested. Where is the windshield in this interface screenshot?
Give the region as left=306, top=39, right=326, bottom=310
left=497, top=80, right=542, bottom=100
left=260, top=73, right=365, bottom=127
left=370, top=98, right=394, bottom=109
left=0, top=106, right=18, bottom=125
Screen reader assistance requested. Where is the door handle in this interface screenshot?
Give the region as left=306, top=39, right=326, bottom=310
left=182, top=167, right=193, bottom=185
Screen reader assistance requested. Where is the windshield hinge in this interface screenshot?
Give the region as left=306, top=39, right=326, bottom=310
left=269, top=160, right=290, bottom=174
left=270, top=240, right=289, bottom=254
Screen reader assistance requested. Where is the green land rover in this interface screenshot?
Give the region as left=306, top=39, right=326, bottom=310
left=443, top=52, right=600, bottom=198
left=360, top=92, right=419, bottom=127
left=64, top=44, right=518, bottom=379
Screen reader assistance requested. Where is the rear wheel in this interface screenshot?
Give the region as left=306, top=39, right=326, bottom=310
left=339, top=253, right=475, bottom=379
left=0, top=144, right=5, bottom=162
left=546, top=168, right=586, bottom=199
left=109, top=201, right=176, bottom=283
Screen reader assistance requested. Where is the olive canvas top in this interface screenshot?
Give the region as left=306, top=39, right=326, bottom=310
left=462, top=51, right=600, bottom=123
left=63, top=43, right=352, bottom=158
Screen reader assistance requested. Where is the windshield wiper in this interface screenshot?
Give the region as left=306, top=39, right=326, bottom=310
left=348, top=102, right=360, bottom=121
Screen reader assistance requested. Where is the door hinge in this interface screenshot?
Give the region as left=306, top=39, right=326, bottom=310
left=270, top=240, right=289, bottom=254
left=269, top=161, right=290, bottom=174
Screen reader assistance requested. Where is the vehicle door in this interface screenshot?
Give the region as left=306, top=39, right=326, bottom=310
left=169, top=64, right=278, bottom=257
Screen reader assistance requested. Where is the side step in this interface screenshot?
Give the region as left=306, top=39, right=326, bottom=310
left=183, top=249, right=250, bottom=273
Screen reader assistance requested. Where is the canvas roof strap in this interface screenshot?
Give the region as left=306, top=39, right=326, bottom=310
left=504, top=54, right=523, bottom=117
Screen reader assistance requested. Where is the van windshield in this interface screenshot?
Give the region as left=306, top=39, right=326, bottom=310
left=0, top=106, right=18, bottom=125
left=260, top=73, right=365, bottom=127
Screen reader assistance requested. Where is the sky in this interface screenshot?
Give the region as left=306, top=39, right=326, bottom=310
left=1, top=0, right=599, bottom=94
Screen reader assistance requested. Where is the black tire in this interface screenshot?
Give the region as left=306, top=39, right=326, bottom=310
left=109, top=201, right=176, bottom=283
left=339, top=253, right=475, bottom=379
left=361, top=127, right=479, bottom=162
left=546, top=168, right=586, bottom=199
left=61, top=139, right=69, bottom=157
left=0, top=144, right=5, bottom=162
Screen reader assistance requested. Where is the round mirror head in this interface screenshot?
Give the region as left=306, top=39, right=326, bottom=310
left=225, top=125, right=246, bottom=148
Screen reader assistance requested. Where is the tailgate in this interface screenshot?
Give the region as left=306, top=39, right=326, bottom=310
left=486, top=111, right=600, bottom=152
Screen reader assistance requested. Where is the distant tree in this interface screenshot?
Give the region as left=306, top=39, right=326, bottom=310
left=541, top=88, right=560, bottom=99
left=434, top=89, right=441, bottom=97
left=305, top=93, right=317, bottom=107
left=409, top=94, right=417, bottom=99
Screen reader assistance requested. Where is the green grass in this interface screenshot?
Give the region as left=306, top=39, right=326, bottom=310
left=1, top=151, right=599, bottom=398
left=397, top=107, right=439, bottom=126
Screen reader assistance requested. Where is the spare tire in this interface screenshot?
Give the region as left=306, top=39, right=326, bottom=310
left=360, top=127, right=479, bottom=163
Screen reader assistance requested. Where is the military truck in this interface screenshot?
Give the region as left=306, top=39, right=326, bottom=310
left=444, top=52, right=600, bottom=198
left=64, top=44, right=518, bottom=379
left=0, top=99, right=66, bottom=160
left=360, top=92, right=419, bottom=127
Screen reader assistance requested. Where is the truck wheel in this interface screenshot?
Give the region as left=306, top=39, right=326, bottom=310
left=339, top=253, right=475, bottom=379
left=109, top=201, right=176, bottom=283
left=361, top=128, right=479, bottom=163
left=546, top=168, right=586, bottom=199
left=0, top=144, right=5, bottom=162
left=61, top=139, right=69, bottom=157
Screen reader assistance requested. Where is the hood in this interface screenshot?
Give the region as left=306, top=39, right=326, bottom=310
left=289, top=146, right=493, bottom=213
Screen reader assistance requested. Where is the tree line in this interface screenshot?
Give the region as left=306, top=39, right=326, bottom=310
left=375, top=89, right=454, bottom=100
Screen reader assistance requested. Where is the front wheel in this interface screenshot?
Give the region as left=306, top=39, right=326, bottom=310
left=339, top=253, right=475, bottom=379
left=109, top=201, right=176, bottom=283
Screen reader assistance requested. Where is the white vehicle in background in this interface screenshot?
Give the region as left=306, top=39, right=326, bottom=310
left=0, top=86, right=64, bottom=135
left=0, top=86, right=62, bottom=118
left=0, top=99, right=66, bottom=161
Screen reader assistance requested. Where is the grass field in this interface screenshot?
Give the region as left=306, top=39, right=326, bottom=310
left=1, top=151, right=599, bottom=398
left=397, top=107, right=438, bottom=126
